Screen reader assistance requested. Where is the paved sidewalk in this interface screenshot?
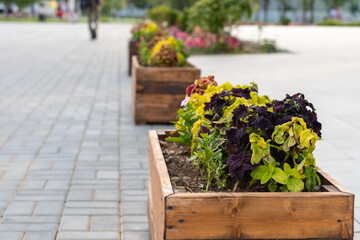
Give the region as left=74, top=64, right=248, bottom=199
left=0, top=23, right=124, bottom=240
left=0, top=23, right=359, bottom=240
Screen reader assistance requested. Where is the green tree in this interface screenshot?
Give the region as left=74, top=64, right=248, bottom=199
left=188, top=0, right=253, bottom=39
left=2, top=0, right=40, bottom=15
left=102, top=0, right=125, bottom=15
left=168, top=0, right=198, bottom=10
left=277, top=0, right=292, bottom=22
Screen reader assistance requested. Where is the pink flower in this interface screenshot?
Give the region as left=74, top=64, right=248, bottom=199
left=227, top=37, right=239, bottom=50
left=178, top=32, right=186, bottom=40
left=181, top=97, right=191, bottom=107
left=198, top=38, right=204, bottom=48
left=185, top=38, right=193, bottom=48
left=211, top=35, right=217, bottom=44
left=194, top=26, right=201, bottom=35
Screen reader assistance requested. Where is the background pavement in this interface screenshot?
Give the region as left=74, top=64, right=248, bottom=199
left=0, top=23, right=358, bottom=239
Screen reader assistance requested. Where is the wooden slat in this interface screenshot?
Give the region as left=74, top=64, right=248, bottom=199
left=136, top=80, right=192, bottom=95
left=148, top=130, right=174, bottom=240
left=128, top=41, right=138, bottom=76
left=322, top=185, right=340, bottom=192
left=318, top=167, right=352, bottom=194
left=136, top=60, right=200, bottom=83
left=165, top=193, right=353, bottom=239
left=134, top=94, right=184, bottom=124
left=147, top=178, right=156, bottom=240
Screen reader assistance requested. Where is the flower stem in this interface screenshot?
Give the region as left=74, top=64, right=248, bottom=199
left=233, top=180, right=241, bottom=192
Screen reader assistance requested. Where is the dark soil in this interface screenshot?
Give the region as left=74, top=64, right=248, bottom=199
left=159, top=140, right=268, bottom=193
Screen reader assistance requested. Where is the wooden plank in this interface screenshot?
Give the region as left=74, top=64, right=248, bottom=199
left=134, top=94, right=184, bottom=124
left=148, top=130, right=174, bottom=240
left=322, top=185, right=340, bottom=192
left=132, top=56, right=139, bottom=122
left=136, top=60, right=200, bottom=83
left=318, top=167, right=352, bottom=194
left=165, top=194, right=353, bottom=239
left=147, top=178, right=156, bottom=240
left=128, top=41, right=138, bottom=76
left=135, top=94, right=184, bottom=109
left=136, top=80, right=192, bottom=95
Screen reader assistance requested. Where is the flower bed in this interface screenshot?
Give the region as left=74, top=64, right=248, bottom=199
left=148, top=130, right=354, bottom=239
left=147, top=75, right=354, bottom=239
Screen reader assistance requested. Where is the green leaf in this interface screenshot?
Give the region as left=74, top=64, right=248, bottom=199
left=165, top=137, right=185, bottom=144
left=249, top=179, right=258, bottom=187
left=268, top=164, right=274, bottom=175
left=287, top=177, right=304, bottom=192
left=290, top=168, right=305, bottom=179
left=272, top=125, right=287, bottom=144
left=263, top=155, right=276, bottom=166
left=287, top=136, right=296, bottom=148
left=213, top=149, right=222, bottom=159
left=250, top=82, right=258, bottom=91
left=294, top=124, right=303, bottom=139
left=282, top=138, right=290, bottom=152
left=268, top=180, right=277, bottom=192
left=283, top=163, right=291, bottom=174
left=272, top=167, right=288, bottom=185
left=297, top=158, right=306, bottom=171
left=280, top=186, right=289, bottom=192
left=251, top=165, right=268, bottom=180
left=188, top=155, right=197, bottom=161
left=206, top=150, right=214, bottom=160
left=261, top=172, right=271, bottom=184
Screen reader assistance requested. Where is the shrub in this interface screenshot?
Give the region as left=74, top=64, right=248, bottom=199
left=345, top=21, right=360, bottom=26
left=139, top=36, right=189, bottom=67
left=178, top=8, right=190, bottom=31
left=280, top=17, right=291, bottom=25
left=147, top=5, right=181, bottom=26
left=259, top=39, right=277, bottom=53
left=187, top=0, right=253, bottom=38
left=317, top=18, right=343, bottom=26
left=168, top=76, right=322, bottom=192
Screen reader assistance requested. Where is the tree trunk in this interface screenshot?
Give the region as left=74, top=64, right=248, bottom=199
left=281, top=1, right=287, bottom=20
left=310, top=0, right=315, bottom=23
left=302, top=0, right=307, bottom=24
left=263, top=0, right=269, bottom=23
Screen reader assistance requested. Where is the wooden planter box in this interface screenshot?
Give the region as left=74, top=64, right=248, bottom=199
left=128, top=40, right=139, bottom=76
left=132, top=57, right=201, bottom=124
left=148, top=130, right=354, bottom=240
